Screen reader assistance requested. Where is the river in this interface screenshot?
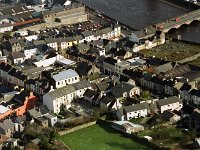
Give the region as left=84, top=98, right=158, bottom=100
left=77, top=0, right=200, bottom=43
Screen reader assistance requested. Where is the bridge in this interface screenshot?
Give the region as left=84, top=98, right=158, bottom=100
left=155, top=8, right=200, bottom=33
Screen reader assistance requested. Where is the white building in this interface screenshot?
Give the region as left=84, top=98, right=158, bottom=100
left=52, top=69, right=80, bottom=89
left=72, top=80, right=92, bottom=98
left=0, top=24, right=13, bottom=33
left=117, top=102, right=150, bottom=121
left=9, top=51, right=26, bottom=65
left=45, top=37, right=58, bottom=51
left=43, top=85, right=76, bottom=113
left=24, top=48, right=37, bottom=59
left=43, top=80, right=92, bottom=113
left=157, top=96, right=183, bottom=113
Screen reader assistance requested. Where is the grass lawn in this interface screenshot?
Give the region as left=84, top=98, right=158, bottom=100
left=60, top=122, right=151, bottom=150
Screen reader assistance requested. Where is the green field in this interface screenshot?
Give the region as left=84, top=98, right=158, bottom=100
left=60, top=123, right=151, bottom=150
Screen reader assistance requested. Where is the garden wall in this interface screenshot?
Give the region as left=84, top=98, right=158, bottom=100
left=58, top=121, right=97, bottom=136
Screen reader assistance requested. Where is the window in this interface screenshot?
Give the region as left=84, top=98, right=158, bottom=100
left=57, top=82, right=60, bottom=85
left=75, top=77, right=77, bottom=80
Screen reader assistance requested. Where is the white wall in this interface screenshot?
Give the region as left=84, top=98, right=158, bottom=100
left=160, top=102, right=182, bottom=113
left=0, top=26, right=13, bottom=33
left=24, top=48, right=37, bottom=59
left=126, top=109, right=147, bottom=120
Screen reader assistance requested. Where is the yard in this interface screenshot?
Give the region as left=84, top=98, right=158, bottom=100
left=139, top=41, right=200, bottom=64
left=138, top=125, right=185, bottom=149
left=60, top=121, right=151, bottom=150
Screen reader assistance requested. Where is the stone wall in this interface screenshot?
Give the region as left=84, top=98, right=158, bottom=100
left=178, top=52, right=200, bottom=64
left=58, top=121, right=97, bottom=136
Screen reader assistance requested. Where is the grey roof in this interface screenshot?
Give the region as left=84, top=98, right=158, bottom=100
left=77, top=43, right=90, bottom=50
left=157, top=96, right=183, bottom=107
left=45, top=37, right=56, bottom=44
left=124, top=103, right=150, bottom=113
left=0, top=119, right=14, bottom=131
left=83, top=89, right=96, bottom=98
left=28, top=109, right=42, bottom=119
left=99, top=27, right=113, bottom=35
left=154, top=62, right=174, bottom=74
left=165, top=64, right=191, bottom=78
left=100, top=96, right=115, bottom=105
left=44, top=113, right=56, bottom=119
left=36, top=116, right=48, bottom=122
left=96, top=80, right=111, bottom=92
left=0, top=5, right=35, bottom=22
left=34, top=40, right=46, bottom=45
left=47, top=84, right=76, bottom=100
left=52, top=69, right=79, bottom=81
left=82, top=30, right=94, bottom=37
left=43, top=4, right=83, bottom=16
left=72, top=80, right=91, bottom=90
left=111, top=82, right=135, bottom=98
left=10, top=51, right=26, bottom=59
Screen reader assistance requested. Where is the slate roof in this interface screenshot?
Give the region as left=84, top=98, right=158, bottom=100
left=124, top=102, right=150, bottom=113
left=96, top=80, right=111, bottom=92
left=157, top=96, right=183, bottom=107
left=52, top=69, right=79, bottom=81
left=0, top=62, right=12, bottom=72
left=125, top=41, right=136, bottom=48
left=111, top=82, right=135, bottom=98
left=76, top=61, right=92, bottom=76
left=190, top=89, right=200, bottom=97
left=166, top=64, right=191, bottom=78
left=28, top=109, right=42, bottom=119
left=76, top=43, right=90, bottom=51
left=14, top=115, right=27, bottom=123
left=179, top=83, right=191, bottom=91
left=72, top=80, right=91, bottom=90
left=100, top=96, right=115, bottom=105
left=83, top=89, right=96, bottom=98
left=0, top=5, right=35, bottom=21
left=154, top=62, right=174, bottom=74
left=10, top=51, right=26, bottom=59
left=103, top=57, right=117, bottom=65
left=36, top=105, right=49, bottom=115
left=0, top=119, right=14, bottom=131
left=82, top=30, right=94, bottom=37
left=161, top=111, right=176, bottom=121
left=8, top=68, right=17, bottom=76
left=181, top=105, right=195, bottom=115
left=47, top=85, right=76, bottom=100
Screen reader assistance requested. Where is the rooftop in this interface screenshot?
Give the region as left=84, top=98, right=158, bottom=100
left=47, top=85, right=76, bottom=100
left=124, top=103, right=150, bottom=113
left=157, top=96, right=183, bottom=107
left=52, top=69, right=79, bottom=81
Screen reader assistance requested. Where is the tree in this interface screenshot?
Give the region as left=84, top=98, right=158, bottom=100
left=49, top=130, right=59, bottom=142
